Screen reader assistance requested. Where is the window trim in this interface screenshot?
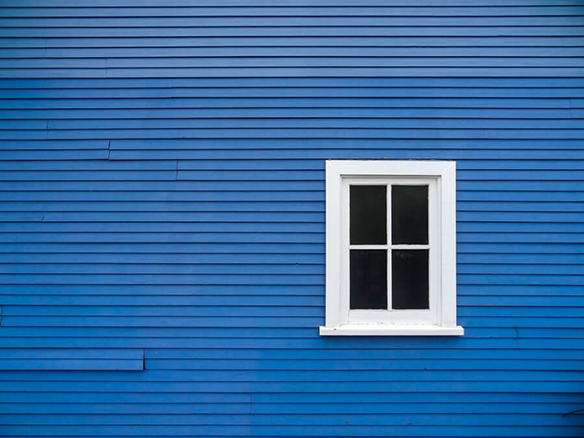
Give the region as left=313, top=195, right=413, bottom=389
left=320, top=160, right=464, bottom=336
left=346, top=177, right=436, bottom=322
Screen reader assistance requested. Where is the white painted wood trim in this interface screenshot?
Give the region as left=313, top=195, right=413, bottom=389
left=440, top=161, right=458, bottom=328
left=348, top=244, right=431, bottom=250
left=323, top=160, right=461, bottom=336
left=325, top=160, right=343, bottom=329
left=327, top=160, right=456, bottom=179
left=319, top=325, right=465, bottom=336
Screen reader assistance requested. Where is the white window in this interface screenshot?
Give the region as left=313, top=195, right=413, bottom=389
left=320, top=160, right=464, bottom=336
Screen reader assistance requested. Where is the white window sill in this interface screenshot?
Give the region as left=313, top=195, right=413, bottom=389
left=319, top=325, right=464, bottom=336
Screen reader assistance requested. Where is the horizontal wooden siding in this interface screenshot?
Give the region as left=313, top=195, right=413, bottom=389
left=0, top=0, right=583, bottom=436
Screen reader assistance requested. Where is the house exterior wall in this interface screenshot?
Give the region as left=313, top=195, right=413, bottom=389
left=0, top=0, right=583, bottom=436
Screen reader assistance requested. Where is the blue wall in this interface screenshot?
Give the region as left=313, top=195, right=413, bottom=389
left=0, top=0, right=583, bottom=436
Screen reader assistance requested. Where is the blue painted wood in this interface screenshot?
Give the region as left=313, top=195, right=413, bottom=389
left=2, top=1, right=582, bottom=6
left=0, top=0, right=583, bottom=436
left=0, top=349, right=143, bottom=370
left=2, top=6, right=584, bottom=18
left=0, top=412, right=583, bottom=427
left=1, top=402, right=578, bottom=415
left=2, top=77, right=584, bottom=88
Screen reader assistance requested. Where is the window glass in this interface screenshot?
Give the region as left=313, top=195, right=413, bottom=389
left=392, top=185, right=428, bottom=244
left=350, top=250, right=387, bottom=309
left=392, top=249, right=429, bottom=309
left=350, top=185, right=387, bottom=245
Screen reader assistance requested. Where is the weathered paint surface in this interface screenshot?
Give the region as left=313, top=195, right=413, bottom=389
left=0, top=1, right=583, bottom=436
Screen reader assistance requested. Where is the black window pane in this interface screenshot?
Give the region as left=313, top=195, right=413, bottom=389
left=350, top=250, right=387, bottom=310
left=392, top=185, right=428, bottom=244
left=392, top=250, right=429, bottom=310
left=350, top=185, right=387, bottom=245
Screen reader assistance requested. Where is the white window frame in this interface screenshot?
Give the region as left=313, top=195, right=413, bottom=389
left=320, top=160, right=464, bottom=336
